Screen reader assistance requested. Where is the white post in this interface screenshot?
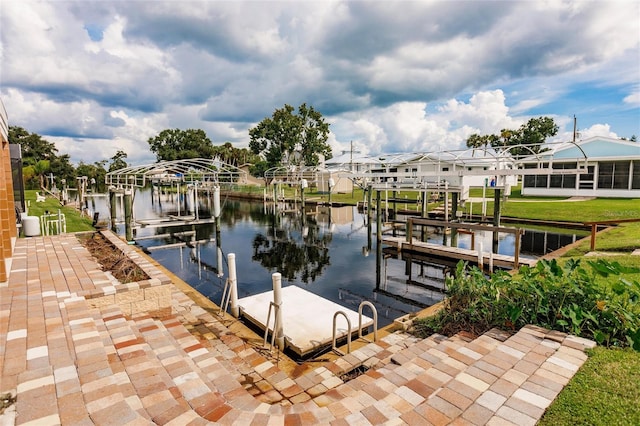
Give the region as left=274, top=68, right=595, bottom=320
left=213, top=186, right=221, bottom=218
left=477, top=242, right=484, bottom=272
left=272, top=272, right=285, bottom=350
left=444, top=181, right=449, bottom=222
left=194, top=182, right=199, bottom=220
left=217, top=247, right=223, bottom=277
left=228, top=253, right=239, bottom=317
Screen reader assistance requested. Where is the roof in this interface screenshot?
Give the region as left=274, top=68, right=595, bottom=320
left=521, top=137, right=640, bottom=162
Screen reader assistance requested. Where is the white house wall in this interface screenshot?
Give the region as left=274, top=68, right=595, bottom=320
left=523, top=188, right=640, bottom=198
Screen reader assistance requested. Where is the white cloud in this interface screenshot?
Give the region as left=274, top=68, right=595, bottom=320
left=1, top=1, right=637, bottom=166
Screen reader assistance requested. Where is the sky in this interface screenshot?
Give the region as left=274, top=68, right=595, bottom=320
left=1, top=0, right=639, bottom=166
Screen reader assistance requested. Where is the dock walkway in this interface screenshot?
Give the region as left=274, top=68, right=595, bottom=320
left=1, top=232, right=593, bottom=425
left=383, top=236, right=537, bottom=269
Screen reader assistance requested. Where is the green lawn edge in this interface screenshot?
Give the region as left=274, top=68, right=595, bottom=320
left=539, top=347, right=640, bottom=425
left=21, top=190, right=94, bottom=233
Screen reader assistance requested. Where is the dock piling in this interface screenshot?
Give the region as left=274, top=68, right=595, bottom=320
left=272, top=273, right=285, bottom=350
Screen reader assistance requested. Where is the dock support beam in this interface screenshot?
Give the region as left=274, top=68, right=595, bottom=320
left=367, top=186, right=373, bottom=224
left=376, top=190, right=382, bottom=242
left=493, top=188, right=501, bottom=253
left=124, top=189, right=133, bottom=242
left=109, top=188, right=117, bottom=231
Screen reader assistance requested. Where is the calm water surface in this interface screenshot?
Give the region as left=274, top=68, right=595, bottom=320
left=91, top=188, right=583, bottom=327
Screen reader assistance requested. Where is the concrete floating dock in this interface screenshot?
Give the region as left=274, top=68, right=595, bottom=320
left=383, top=236, right=537, bottom=269
left=238, top=286, right=373, bottom=357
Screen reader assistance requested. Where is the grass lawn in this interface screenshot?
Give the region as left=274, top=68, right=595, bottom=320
left=22, top=190, right=94, bottom=232
left=539, top=347, right=640, bottom=425
left=564, top=222, right=640, bottom=255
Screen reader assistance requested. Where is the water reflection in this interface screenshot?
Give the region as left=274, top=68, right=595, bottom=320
left=92, top=188, right=585, bottom=327
left=252, top=211, right=332, bottom=284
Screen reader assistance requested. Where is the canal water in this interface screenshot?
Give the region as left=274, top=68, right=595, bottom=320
left=88, top=188, right=586, bottom=327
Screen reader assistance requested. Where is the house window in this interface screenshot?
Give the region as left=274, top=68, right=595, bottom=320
left=550, top=162, right=577, bottom=189
left=523, top=163, right=548, bottom=188
left=579, top=166, right=595, bottom=189
left=632, top=161, right=640, bottom=189
left=442, top=167, right=449, bottom=172
left=598, top=161, right=630, bottom=190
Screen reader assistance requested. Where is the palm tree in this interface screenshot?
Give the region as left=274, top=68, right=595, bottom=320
left=33, top=160, right=50, bottom=190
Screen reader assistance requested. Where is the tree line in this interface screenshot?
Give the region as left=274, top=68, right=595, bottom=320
left=9, top=102, right=334, bottom=191
left=9, top=126, right=129, bottom=192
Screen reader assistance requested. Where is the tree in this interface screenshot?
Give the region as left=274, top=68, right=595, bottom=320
left=9, top=126, right=75, bottom=189
left=76, top=160, right=107, bottom=192
left=492, top=117, right=558, bottom=156
left=466, top=133, right=497, bottom=156
left=50, top=154, right=76, bottom=187
left=109, top=150, right=128, bottom=171
left=211, top=142, right=260, bottom=167
left=249, top=103, right=332, bottom=170
left=22, top=160, right=50, bottom=190
left=8, top=126, right=58, bottom=166
left=148, top=129, right=215, bottom=161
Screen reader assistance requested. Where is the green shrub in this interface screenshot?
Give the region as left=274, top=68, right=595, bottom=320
left=413, top=259, right=640, bottom=350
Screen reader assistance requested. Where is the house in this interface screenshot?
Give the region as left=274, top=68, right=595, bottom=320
left=520, top=136, right=640, bottom=198
left=329, top=150, right=518, bottom=200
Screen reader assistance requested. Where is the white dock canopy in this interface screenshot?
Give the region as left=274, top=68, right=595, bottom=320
left=106, top=158, right=247, bottom=188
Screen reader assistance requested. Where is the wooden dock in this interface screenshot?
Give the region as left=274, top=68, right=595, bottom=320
left=382, top=236, right=537, bottom=269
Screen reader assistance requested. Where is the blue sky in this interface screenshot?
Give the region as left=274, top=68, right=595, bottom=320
left=1, top=0, right=638, bottom=165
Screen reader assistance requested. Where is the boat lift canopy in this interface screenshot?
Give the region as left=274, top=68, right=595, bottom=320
left=106, top=158, right=247, bottom=188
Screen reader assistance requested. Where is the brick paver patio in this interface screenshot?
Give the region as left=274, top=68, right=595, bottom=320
left=0, top=232, right=596, bottom=425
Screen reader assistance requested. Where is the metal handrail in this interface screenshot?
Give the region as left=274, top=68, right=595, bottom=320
left=218, top=278, right=231, bottom=317
left=332, top=311, right=352, bottom=355
left=263, top=301, right=281, bottom=351
left=358, top=302, right=378, bottom=343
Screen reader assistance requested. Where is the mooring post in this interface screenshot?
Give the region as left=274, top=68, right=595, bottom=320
left=477, top=242, right=484, bottom=272
left=493, top=188, right=501, bottom=227
left=123, top=189, right=133, bottom=241
left=367, top=186, right=373, bottom=223
left=193, top=182, right=199, bottom=220
left=228, top=253, right=239, bottom=317
left=272, top=272, right=285, bottom=350
left=493, top=188, right=501, bottom=254
left=301, top=179, right=307, bottom=211
left=392, top=190, right=397, bottom=220
left=213, top=186, right=221, bottom=218
left=376, top=190, right=382, bottom=242
left=514, top=230, right=522, bottom=268
left=421, top=190, right=428, bottom=218
left=109, top=188, right=117, bottom=231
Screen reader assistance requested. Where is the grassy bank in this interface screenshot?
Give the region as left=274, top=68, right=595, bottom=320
left=539, top=347, right=640, bottom=425
left=22, top=190, right=94, bottom=233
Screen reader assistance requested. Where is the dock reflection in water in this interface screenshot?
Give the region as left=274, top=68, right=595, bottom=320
left=99, top=189, right=584, bottom=328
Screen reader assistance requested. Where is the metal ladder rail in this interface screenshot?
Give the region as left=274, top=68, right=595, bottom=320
left=332, top=311, right=352, bottom=355
left=218, top=278, right=231, bottom=317
left=263, top=301, right=281, bottom=350
left=358, top=301, right=378, bottom=343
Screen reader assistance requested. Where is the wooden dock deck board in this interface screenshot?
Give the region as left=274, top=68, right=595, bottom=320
left=382, top=236, right=537, bottom=269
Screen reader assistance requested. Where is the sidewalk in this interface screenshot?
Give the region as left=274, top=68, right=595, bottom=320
left=0, top=232, right=595, bottom=425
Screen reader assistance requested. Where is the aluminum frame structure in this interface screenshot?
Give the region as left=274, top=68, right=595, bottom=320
left=329, top=142, right=590, bottom=191
left=105, top=157, right=247, bottom=188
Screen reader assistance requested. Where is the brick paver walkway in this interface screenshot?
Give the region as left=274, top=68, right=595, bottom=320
left=1, top=233, right=596, bottom=425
